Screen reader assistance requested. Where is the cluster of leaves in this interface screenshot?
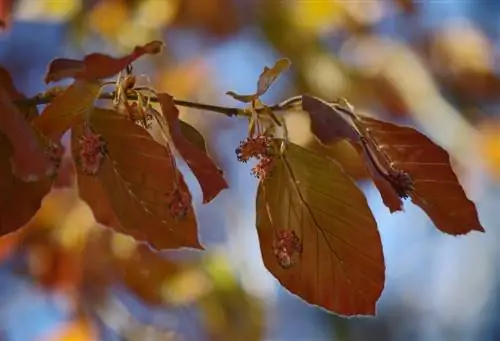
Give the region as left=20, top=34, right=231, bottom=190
left=0, top=39, right=484, bottom=325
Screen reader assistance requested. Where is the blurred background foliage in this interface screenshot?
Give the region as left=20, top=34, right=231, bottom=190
left=1, top=0, right=500, bottom=340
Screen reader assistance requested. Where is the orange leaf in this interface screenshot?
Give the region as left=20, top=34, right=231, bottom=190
left=45, top=40, right=164, bottom=83
left=32, top=80, right=101, bottom=142
left=157, top=93, right=228, bottom=203
left=355, top=116, right=484, bottom=235
left=256, top=143, right=384, bottom=316
left=71, top=109, right=202, bottom=250
left=226, top=58, right=290, bottom=103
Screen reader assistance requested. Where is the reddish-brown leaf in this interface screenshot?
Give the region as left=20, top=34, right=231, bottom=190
left=157, top=93, right=228, bottom=203
left=0, top=133, right=51, bottom=236
left=226, top=58, right=291, bottom=103
left=0, top=90, right=52, bottom=181
left=301, top=95, right=359, bottom=144
left=45, top=41, right=164, bottom=83
left=355, top=116, right=484, bottom=235
left=32, top=80, right=101, bottom=142
left=71, top=108, right=202, bottom=250
left=256, top=143, right=385, bottom=316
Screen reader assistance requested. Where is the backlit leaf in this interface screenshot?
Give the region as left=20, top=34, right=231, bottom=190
left=72, top=108, right=202, bottom=250
left=256, top=142, right=384, bottom=316
left=45, top=40, right=164, bottom=83
left=32, top=80, right=101, bottom=141
left=0, top=133, right=51, bottom=236
left=355, top=116, right=484, bottom=235
left=226, top=58, right=291, bottom=103
left=157, top=93, right=228, bottom=203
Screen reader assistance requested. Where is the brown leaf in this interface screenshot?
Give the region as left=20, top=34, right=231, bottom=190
left=0, top=133, right=51, bottom=236
left=301, top=95, right=359, bottom=144
left=32, top=80, right=101, bottom=142
left=157, top=93, right=228, bottom=203
left=256, top=142, right=384, bottom=316
left=226, top=58, right=291, bottom=103
left=355, top=116, right=484, bottom=235
left=45, top=41, right=164, bottom=83
left=72, top=108, right=202, bottom=250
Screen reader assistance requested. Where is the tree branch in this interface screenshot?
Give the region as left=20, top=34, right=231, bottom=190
left=14, top=91, right=303, bottom=117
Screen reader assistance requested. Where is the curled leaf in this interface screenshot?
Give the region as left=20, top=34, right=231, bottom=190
left=157, top=93, right=228, bottom=203
left=355, top=116, right=484, bottom=235
left=45, top=40, right=164, bottom=83
left=32, top=80, right=101, bottom=142
left=72, top=108, right=202, bottom=250
left=256, top=142, right=385, bottom=316
left=302, top=95, right=359, bottom=144
left=226, top=58, right=291, bottom=103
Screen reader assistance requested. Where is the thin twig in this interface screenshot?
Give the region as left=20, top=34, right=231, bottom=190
left=13, top=91, right=304, bottom=117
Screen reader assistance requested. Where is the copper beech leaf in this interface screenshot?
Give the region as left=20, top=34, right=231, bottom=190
left=32, top=80, right=101, bottom=142
left=226, top=58, right=291, bottom=103
left=354, top=116, right=485, bottom=235
left=0, top=133, right=51, bottom=236
left=71, top=108, right=202, bottom=250
left=256, top=143, right=385, bottom=316
left=157, top=93, right=228, bottom=203
left=302, top=95, right=484, bottom=235
left=44, top=40, right=164, bottom=83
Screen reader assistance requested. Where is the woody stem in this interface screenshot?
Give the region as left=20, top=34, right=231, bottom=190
left=14, top=92, right=303, bottom=117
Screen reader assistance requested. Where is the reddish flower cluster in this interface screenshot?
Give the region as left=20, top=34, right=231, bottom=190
left=236, top=135, right=275, bottom=180
left=272, top=230, right=303, bottom=269
left=78, top=129, right=107, bottom=175
left=388, top=168, right=414, bottom=199
left=167, top=188, right=191, bottom=220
